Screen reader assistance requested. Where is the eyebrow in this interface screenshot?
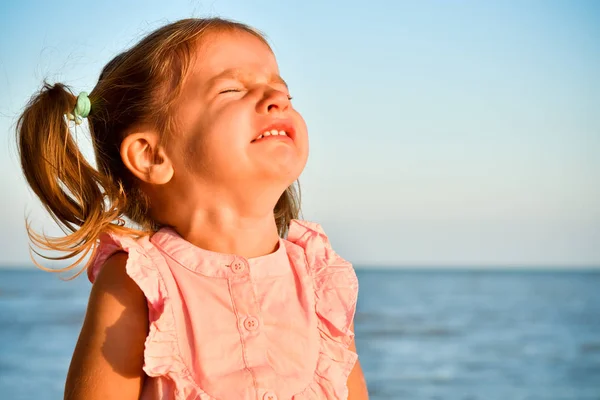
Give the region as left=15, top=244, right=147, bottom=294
left=270, top=74, right=288, bottom=89
left=208, top=69, right=288, bottom=89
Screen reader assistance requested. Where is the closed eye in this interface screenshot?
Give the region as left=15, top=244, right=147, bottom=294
left=219, top=88, right=243, bottom=94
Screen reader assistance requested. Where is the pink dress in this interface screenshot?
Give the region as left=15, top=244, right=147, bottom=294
left=88, top=219, right=359, bottom=400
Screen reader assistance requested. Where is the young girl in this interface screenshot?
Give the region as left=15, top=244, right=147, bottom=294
left=17, top=18, right=368, bottom=400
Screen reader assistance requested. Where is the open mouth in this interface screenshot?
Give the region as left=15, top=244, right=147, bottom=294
left=251, top=130, right=290, bottom=143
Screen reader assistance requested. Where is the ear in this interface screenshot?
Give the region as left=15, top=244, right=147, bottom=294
left=120, top=132, right=174, bottom=185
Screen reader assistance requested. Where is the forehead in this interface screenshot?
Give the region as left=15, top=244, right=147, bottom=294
left=194, top=30, right=279, bottom=79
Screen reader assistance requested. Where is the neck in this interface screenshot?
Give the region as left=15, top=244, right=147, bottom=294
left=151, top=185, right=283, bottom=259
left=146, top=174, right=290, bottom=259
left=172, top=209, right=281, bottom=259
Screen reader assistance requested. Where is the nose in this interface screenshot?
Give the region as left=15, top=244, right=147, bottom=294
left=256, top=88, right=290, bottom=115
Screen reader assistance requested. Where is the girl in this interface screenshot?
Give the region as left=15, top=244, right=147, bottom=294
left=17, top=18, right=368, bottom=400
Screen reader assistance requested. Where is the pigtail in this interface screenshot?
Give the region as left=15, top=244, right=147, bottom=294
left=16, top=83, right=129, bottom=277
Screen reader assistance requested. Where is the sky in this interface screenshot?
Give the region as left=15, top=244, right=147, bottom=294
left=0, top=0, right=598, bottom=268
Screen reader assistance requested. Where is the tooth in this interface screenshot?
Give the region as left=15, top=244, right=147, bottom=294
left=264, top=131, right=272, bottom=136
left=270, top=130, right=278, bottom=136
left=278, top=130, right=287, bottom=136
left=256, top=134, right=263, bottom=140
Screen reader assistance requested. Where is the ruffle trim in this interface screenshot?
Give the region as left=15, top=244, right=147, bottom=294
left=89, top=233, right=215, bottom=400
left=286, top=219, right=359, bottom=399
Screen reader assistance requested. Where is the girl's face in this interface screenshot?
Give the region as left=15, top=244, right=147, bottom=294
left=167, top=30, right=309, bottom=200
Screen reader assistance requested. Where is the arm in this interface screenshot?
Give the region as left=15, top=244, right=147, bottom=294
left=64, top=252, right=149, bottom=400
left=347, top=322, right=369, bottom=400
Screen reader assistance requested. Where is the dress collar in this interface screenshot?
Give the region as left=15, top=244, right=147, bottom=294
left=150, top=227, right=293, bottom=279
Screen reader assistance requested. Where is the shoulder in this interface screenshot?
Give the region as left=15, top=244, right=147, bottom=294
left=93, top=251, right=142, bottom=292
left=88, top=232, right=152, bottom=283
left=286, top=219, right=338, bottom=261
left=286, top=219, right=357, bottom=280
left=89, top=251, right=148, bottom=320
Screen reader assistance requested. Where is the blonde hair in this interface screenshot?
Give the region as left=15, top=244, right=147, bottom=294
left=16, top=18, right=302, bottom=277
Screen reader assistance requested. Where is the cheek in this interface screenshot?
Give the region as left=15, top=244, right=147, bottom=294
left=182, top=135, right=201, bottom=169
left=171, top=125, right=211, bottom=174
left=179, top=125, right=247, bottom=175
left=293, top=114, right=310, bottom=154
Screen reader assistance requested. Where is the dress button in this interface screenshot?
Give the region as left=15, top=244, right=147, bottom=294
left=231, top=260, right=246, bottom=273
left=243, top=316, right=259, bottom=331
left=263, top=392, right=277, bottom=400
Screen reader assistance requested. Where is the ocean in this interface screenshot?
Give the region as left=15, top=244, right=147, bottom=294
left=0, top=268, right=599, bottom=400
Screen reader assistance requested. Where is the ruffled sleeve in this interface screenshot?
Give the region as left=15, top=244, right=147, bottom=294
left=88, top=231, right=167, bottom=329
left=88, top=233, right=160, bottom=302
left=287, top=219, right=359, bottom=399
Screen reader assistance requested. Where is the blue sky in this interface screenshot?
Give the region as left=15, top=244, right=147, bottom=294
left=0, top=0, right=598, bottom=267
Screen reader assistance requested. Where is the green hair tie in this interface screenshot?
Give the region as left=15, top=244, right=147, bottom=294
left=69, top=91, right=91, bottom=124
